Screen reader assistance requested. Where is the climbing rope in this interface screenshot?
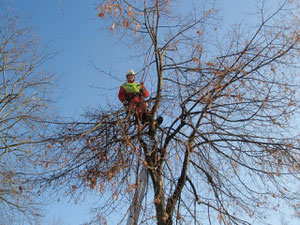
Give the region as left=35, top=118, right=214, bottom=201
left=140, top=50, right=154, bottom=84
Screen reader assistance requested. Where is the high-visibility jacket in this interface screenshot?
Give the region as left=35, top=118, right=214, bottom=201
left=118, top=81, right=149, bottom=104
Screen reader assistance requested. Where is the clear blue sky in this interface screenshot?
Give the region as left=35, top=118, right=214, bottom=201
left=4, top=0, right=295, bottom=224
left=6, top=0, right=137, bottom=119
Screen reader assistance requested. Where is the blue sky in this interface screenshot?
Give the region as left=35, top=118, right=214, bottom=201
left=5, top=0, right=258, bottom=118
left=3, top=0, right=291, bottom=224
left=7, top=0, right=136, bottom=118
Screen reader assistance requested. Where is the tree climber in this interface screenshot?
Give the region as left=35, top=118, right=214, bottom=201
left=118, top=69, right=150, bottom=124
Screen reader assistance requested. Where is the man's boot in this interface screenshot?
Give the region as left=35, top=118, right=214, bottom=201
left=155, top=116, right=163, bottom=126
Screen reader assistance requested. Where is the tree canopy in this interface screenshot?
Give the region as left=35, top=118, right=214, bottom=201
left=39, top=0, right=300, bottom=224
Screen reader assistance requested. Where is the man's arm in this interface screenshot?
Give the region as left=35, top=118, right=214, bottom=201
left=139, top=84, right=149, bottom=97
left=118, top=86, right=126, bottom=102
left=144, top=87, right=149, bottom=97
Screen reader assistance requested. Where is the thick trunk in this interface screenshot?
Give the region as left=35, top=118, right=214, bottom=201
left=149, top=168, right=168, bottom=225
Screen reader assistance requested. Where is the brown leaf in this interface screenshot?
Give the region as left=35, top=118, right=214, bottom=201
left=134, top=26, right=137, bottom=35
left=197, top=30, right=203, bottom=35
left=218, top=213, right=223, bottom=223
left=109, top=23, right=115, bottom=32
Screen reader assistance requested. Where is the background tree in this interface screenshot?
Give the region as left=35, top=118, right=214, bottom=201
left=0, top=7, right=56, bottom=224
left=42, top=0, right=300, bottom=224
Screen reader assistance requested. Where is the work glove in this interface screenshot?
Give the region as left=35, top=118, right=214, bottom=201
left=122, top=100, right=129, bottom=106
left=139, top=88, right=146, bottom=95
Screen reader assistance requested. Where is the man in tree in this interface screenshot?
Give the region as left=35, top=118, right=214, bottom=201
left=118, top=69, right=150, bottom=124
left=43, top=1, right=299, bottom=224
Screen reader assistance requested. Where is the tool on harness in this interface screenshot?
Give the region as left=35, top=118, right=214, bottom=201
left=122, top=99, right=129, bottom=106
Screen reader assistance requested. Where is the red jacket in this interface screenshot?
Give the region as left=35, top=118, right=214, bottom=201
left=118, top=81, right=149, bottom=106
